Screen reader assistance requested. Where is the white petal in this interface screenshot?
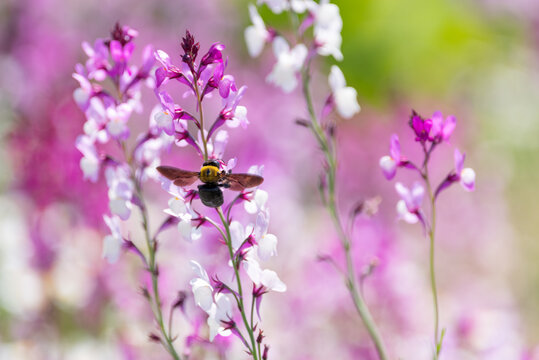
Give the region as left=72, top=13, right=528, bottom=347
left=191, top=278, right=214, bottom=312
left=214, top=293, right=232, bottom=320
left=244, top=257, right=263, bottom=285
left=460, top=168, right=476, bottom=191
left=254, top=190, right=269, bottom=209
left=190, top=260, right=210, bottom=282
left=178, top=220, right=195, bottom=242
left=229, top=221, right=245, bottom=250
left=272, top=36, right=289, bottom=57
left=396, top=200, right=418, bottom=224
left=80, top=156, right=99, bottom=182
left=260, top=269, right=286, bottom=292
left=109, top=198, right=131, bottom=221
left=245, top=24, right=267, bottom=58
left=168, top=197, right=186, bottom=216
left=335, top=87, right=360, bottom=119
left=155, top=109, right=173, bottom=127
left=329, top=65, right=346, bottom=91
left=290, top=44, right=308, bottom=70
left=102, top=234, right=122, bottom=263
left=379, top=155, right=396, bottom=179
left=258, top=233, right=278, bottom=261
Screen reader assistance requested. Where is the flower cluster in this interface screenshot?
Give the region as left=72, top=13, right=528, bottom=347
left=73, top=23, right=174, bottom=260
left=154, top=30, right=248, bottom=161
left=154, top=31, right=284, bottom=359
left=380, top=110, right=476, bottom=224
left=245, top=0, right=360, bottom=119
left=380, top=109, right=476, bottom=358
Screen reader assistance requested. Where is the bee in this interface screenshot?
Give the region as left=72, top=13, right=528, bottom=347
left=156, top=160, right=264, bottom=208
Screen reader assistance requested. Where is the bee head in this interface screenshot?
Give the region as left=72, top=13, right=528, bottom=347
left=202, top=160, right=220, bottom=169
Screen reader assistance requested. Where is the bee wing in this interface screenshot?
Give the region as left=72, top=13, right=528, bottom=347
left=156, top=166, right=199, bottom=187
left=225, top=173, right=264, bottom=191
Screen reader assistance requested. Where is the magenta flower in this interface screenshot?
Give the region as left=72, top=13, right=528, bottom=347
left=409, top=110, right=432, bottom=143
left=430, top=111, right=456, bottom=143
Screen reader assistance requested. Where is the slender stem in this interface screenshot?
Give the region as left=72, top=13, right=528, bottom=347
left=300, top=66, right=389, bottom=360
left=424, top=169, right=440, bottom=358
left=216, top=207, right=259, bottom=360
left=193, top=76, right=209, bottom=162
left=136, top=180, right=181, bottom=360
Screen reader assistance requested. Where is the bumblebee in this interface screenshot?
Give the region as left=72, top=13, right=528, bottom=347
left=156, top=160, right=264, bottom=208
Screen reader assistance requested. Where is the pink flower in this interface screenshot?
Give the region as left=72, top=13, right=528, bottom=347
left=429, top=111, right=456, bottom=143
left=434, top=148, right=476, bottom=198
left=379, top=134, right=405, bottom=180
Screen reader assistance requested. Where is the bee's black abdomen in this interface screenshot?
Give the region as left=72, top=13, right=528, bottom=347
left=197, top=184, right=224, bottom=208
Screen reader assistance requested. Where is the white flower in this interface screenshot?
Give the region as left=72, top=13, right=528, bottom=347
left=189, top=260, right=214, bottom=312
left=290, top=0, right=314, bottom=13
left=258, top=0, right=289, bottom=13
left=329, top=65, right=360, bottom=119
left=75, top=135, right=100, bottom=182
left=266, top=37, right=307, bottom=93
left=164, top=197, right=202, bottom=242
left=244, top=254, right=286, bottom=292
left=102, top=215, right=123, bottom=263
left=312, top=2, right=343, bottom=60
left=244, top=189, right=268, bottom=214
left=245, top=4, right=270, bottom=57
left=254, top=210, right=278, bottom=261
left=207, top=293, right=233, bottom=341
left=228, top=105, right=249, bottom=129
left=230, top=220, right=248, bottom=251
left=212, top=130, right=229, bottom=160
left=105, top=166, right=134, bottom=221
left=396, top=200, right=419, bottom=224
left=105, top=103, right=132, bottom=139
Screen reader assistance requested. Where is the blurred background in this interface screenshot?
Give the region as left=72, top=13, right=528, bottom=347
left=0, top=0, right=538, bottom=358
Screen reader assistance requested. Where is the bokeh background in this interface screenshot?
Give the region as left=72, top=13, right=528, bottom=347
left=0, top=0, right=538, bottom=359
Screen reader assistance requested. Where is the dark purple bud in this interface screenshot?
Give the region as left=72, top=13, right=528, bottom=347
left=253, top=284, right=268, bottom=319
left=257, top=329, right=265, bottom=344
left=295, top=118, right=311, bottom=127
left=148, top=333, right=161, bottom=343
left=326, top=123, right=336, bottom=138
left=107, top=22, right=137, bottom=46
left=200, top=43, right=225, bottom=67
left=181, top=30, right=200, bottom=70
left=263, top=344, right=269, bottom=360
left=139, top=286, right=150, bottom=300
left=172, top=291, right=188, bottom=310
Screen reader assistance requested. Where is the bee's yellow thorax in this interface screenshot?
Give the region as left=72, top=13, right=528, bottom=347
left=199, top=165, right=221, bottom=183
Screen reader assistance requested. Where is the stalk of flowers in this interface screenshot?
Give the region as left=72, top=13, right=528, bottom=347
left=73, top=23, right=183, bottom=359
left=244, top=2, right=389, bottom=359
left=380, top=110, right=476, bottom=358
left=154, top=31, right=285, bottom=360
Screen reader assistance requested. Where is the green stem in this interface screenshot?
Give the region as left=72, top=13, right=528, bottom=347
left=300, top=67, right=389, bottom=360
left=424, top=171, right=440, bottom=358
left=193, top=78, right=209, bottom=162
left=216, top=207, right=259, bottom=360
left=136, top=180, right=181, bottom=360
